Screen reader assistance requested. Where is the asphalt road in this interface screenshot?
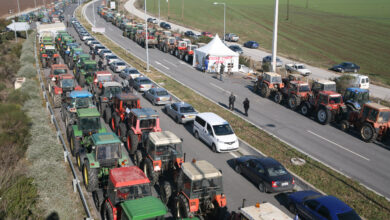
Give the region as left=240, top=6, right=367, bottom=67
left=46, top=2, right=309, bottom=219
left=124, top=0, right=390, bottom=101
left=84, top=0, right=390, bottom=200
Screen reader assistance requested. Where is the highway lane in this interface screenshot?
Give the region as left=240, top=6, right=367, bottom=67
left=50, top=3, right=304, bottom=218
left=84, top=0, right=390, bottom=199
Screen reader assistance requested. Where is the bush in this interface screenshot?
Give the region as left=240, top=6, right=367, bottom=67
left=20, top=51, right=35, bottom=64
left=6, top=89, right=29, bottom=105
left=334, top=75, right=354, bottom=94
left=17, top=63, right=36, bottom=79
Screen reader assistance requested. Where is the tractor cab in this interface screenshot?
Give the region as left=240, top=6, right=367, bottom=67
left=254, top=72, right=284, bottom=101
left=114, top=93, right=141, bottom=113
left=188, top=45, right=197, bottom=54
left=167, top=37, right=176, bottom=45
left=68, top=91, right=94, bottom=110
left=100, top=81, right=122, bottom=99
left=129, top=108, right=161, bottom=134
left=86, top=133, right=125, bottom=166
left=359, top=103, right=390, bottom=125
left=343, top=88, right=370, bottom=112
left=311, top=79, right=336, bottom=95
left=286, top=81, right=311, bottom=96
left=94, top=71, right=113, bottom=84
left=178, top=41, right=188, bottom=50
left=50, top=64, right=68, bottom=79
left=258, top=72, right=283, bottom=86
left=76, top=108, right=106, bottom=136
left=58, top=74, right=78, bottom=92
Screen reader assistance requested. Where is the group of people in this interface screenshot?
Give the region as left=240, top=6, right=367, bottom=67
left=229, top=93, right=250, bottom=116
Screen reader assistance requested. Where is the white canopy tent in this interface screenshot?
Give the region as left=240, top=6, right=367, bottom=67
left=192, top=34, right=239, bottom=73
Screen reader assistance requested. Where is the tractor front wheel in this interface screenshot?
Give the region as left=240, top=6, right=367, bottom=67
left=93, top=190, right=104, bottom=211
left=70, top=135, right=81, bottom=156
left=143, top=158, right=158, bottom=185
left=317, top=108, right=331, bottom=125
left=126, top=130, right=139, bottom=154
left=339, top=120, right=350, bottom=132
left=53, top=94, right=61, bottom=108
left=360, top=123, right=377, bottom=142
left=273, top=92, right=282, bottom=104
left=103, top=200, right=114, bottom=220
left=175, top=194, right=191, bottom=218
left=160, top=180, right=172, bottom=205
left=76, top=152, right=84, bottom=171
left=83, top=160, right=98, bottom=192
left=288, top=95, right=301, bottom=110
left=133, top=150, right=143, bottom=167
left=111, top=113, right=120, bottom=131
left=300, top=103, right=310, bottom=116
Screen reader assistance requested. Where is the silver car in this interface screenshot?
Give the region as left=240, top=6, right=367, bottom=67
left=110, top=61, right=127, bottom=73
left=144, top=87, right=172, bottom=105
left=133, top=77, right=154, bottom=92
left=164, top=102, right=198, bottom=123
left=99, top=49, right=112, bottom=58
left=262, top=55, right=283, bottom=67
left=119, top=67, right=141, bottom=79
left=106, top=54, right=120, bottom=65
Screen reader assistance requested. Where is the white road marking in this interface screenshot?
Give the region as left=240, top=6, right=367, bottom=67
left=210, top=82, right=229, bottom=94
left=229, top=152, right=238, bottom=158
left=155, top=61, right=170, bottom=70
left=307, top=130, right=370, bottom=161
left=179, top=61, right=187, bottom=65
left=163, top=59, right=177, bottom=67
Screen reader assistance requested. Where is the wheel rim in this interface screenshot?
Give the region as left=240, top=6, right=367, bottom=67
left=77, top=155, right=80, bottom=168
left=289, top=99, right=296, bottom=108
left=111, top=118, right=115, bottom=130
left=274, top=94, right=281, bottom=103
left=362, top=126, right=373, bottom=139
left=301, top=106, right=308, bottom=115
left=84, top=165, right=88, bottom=186
left=70, top=138, right=74, bottom=152
left=127, top=135, right=131, bottom=150
left=235, top=165, right=241, bottom=173
left=195, top=132, right=199, bottom=139
left=143, top=163, right=148, bottom=177
left=258, top=183, right=264, bottom=192
left=318, top=110, right=326, bottom=122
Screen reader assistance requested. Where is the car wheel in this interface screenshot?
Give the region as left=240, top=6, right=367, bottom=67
left=211, top=144, right=217, bottom=153
left=289, top=203, right=297, bottom=214
left=235, top=164, right=241, bottom=174
left=258, top=182, right=266, bottom=193
left=175, top=116, right=180, bottom=124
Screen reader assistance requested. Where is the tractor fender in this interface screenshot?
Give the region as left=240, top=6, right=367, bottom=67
left=74, top=85, right=82, bottom=91
left=86, top=153, right=100, bottom=168
left=54, top=87, right=63, bottom=95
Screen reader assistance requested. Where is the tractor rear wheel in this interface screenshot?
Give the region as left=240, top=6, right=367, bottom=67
left=175, top=194, right=191, bottom=218
left=92, top=190, right=104, bottom=211
left=317, top=108, right=331, bottom=125
left=103, top=200, right=114, bottom=220
left=133, top=150, right=143, bottom=167
left=104, top=107, right=112, bottom=124
left=53, top=94, right=61, bottom=108
left=273, top=92, right=282, bottom=104
left=118, top=123, right=127, bottom=142
left=143, top=158, right=158, bottom=185
left=70, top=135, right=81, bottom=156
left=160, top=180, right=172, bottom=205
left=76, top=152, right=84, bottom=171
left=83, top=160, right=98, bottom=192
left=126, top=130, right=139, bottom=154
left=260, top=84, right=270, bottom=98
left=288, top=95, right=300, bottom=110
left=185, top=54, right=189, bottom=62
left=360, top=123, right=377, bottom=142
left=79, top=74, right=86, bottom=87
left=111, top=113, right=120, bottom=131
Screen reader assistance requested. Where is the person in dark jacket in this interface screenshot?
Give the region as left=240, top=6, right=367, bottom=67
left=229, top=93, right=236, bottom=110
left=98, top=59, right=103, bottom=70
left=243, top=98, right=250, bottom=116
left=219, top=63, right=225, bottom=81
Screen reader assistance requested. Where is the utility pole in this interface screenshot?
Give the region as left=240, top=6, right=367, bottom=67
left=271, top=0, right=279, bottom=72
left=167, top=0, right=170, bottom=21
left=213, top=2, right=226, bottom=42
left=145, top=0, right=150, bottom=72
left=34, top=0, right=37, bottom=9
left=286, top=0, right=289, bottom=20
left=17, top=0, right=21, bottom=15
left=181, top=0, right=184, bottom=21
left=158, top=0, right=160, bottom=23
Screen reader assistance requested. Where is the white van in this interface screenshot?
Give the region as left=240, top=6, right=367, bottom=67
left=193, top=112, right=239, bottom=152
left=346, top=74, right=370, bottom=89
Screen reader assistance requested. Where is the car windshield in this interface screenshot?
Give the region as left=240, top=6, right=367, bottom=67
left=74, top=97, right=92, bottom=108
left=213, top=124, right=234, bottom=136
left=337, top=210, right=361, bottom=220
left=140, top=79, right=152, bottom=84
left=155, top=143, right=183, bottom=158
left=79, top=117, right=100, bottom=131
left=378, top=111, right=390, bottom=123
left=96, top=143, right=121, bottom=160
left=107, top=55, right=117, bottom=59
left=85, top=64, right=97, bottom=71
left=140, top=119, right=156, bottom=128
left=156, top=90, right=168, bottom=96
left=192, top=177, right=222, bottom=193
left=117, top=62, right=126, bottom=66
left=299, top=85, right=310, bottom=92
left=97, top=75, right=112, bottom=82
left=329, top=96, right=342, bottom=104
left=116, top=184, right=151, bottom=201
left=53, top=69, right=67, bottom=75
left=180, top=106, right=195, bottom=113
left=104, top=86, right=121, bottom=96
left=60, top=79, right=74, bottom=88
left=267, top=165, right=288, bottom=177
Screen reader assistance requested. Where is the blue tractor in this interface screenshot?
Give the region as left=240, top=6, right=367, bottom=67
left=343, top=88, right=370, bottom=112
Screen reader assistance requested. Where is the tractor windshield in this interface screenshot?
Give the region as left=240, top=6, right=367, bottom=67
left=329, top=95, right=342, bottom=104
left=79, top=117, right=100, bottom=131
left=104, top=86, right=122, bottom=97
left=191, top=177, right=223, bottom=195
left=213, top=124, right=234, bottom=136
left=324, top=84, right=336, bottom=92
left=96, top=143, right=121, bottom=160
left=115, top=183, right=151, bottom=202
left=271, top=76, right=282, bottom=84
left=85, top=64, right=97, bottom=71
left=378, top=111, right=390, bottom=123
left=73, top=97, right=92, bottom=109
left=124, top=100, right=138, bottom=109
left=154, top=143, right=183, bottom=160
left=97, top=75, right=112, bottom=82
left=299, top=84, right=310, bottom=92
left=139, top=119, right=156, bottom=129
left=53, top=69, right=67, bottom=75
left=357, top=92, right=369, bottom=104
left=60, top=79, right=74, bottom=88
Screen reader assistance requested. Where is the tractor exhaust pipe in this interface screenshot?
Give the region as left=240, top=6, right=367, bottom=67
left=183, top=153, right=186, bottom=162
left=241, top=199, right=246, bottom=209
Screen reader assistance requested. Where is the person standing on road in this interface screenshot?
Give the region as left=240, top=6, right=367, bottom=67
left=98, top=59, right=103, bottom=70
left=229, top=93, right=236, bottom=110
left=243, top=98, right=250, bottom=116
left=220, top=62, right=225, bottom=81
left=91, top=50, right=96, bottom=60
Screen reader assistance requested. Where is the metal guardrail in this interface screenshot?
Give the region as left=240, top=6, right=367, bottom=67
left=33, top=33, right=94, bottom=220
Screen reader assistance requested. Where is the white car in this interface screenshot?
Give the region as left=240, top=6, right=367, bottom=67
left=285, top=63, right=311, bottom=76
left=106, top=55, right=120, bottom=65
left=81, top=35, right=92, bottom=41
left=110, top=61, right=127, bottom=73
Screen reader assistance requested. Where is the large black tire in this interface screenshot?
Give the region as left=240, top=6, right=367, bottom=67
left=160, top=180, right=172, bottom=205
left=143, top=158, right=159, bottom=185
left=99, top=102, right=107, bottom=115
left=300, top=102, right=310, bottom=116
left=288, top=95, right=301, bottom=110
left=70, top=135, right=81, bottom=156
left=111, top=113, right=120, bottom=131
left=42, top=59, right=47, bottom=68
left=83, top=160, right=99, bottom=192
left=126, top=130, right=139, bottom=154
left=117, top=122, right=127, bottom=142
left=66, top=124, right=73, bottom=143
left=360, top=122, right=377, bottom=143
left=53, top=94, right=62, bottom=108
left=93, top=190, right=104, bottom=212
left=79, top=74, right=86, bottom=87
left=174, top=194, right=191, bottom=219
left=273, top=91, right=282, bottom=104
left=103, top=200, right=114, bottom=220
left=104, top=107, right=112, bottom=124
left=316, top=107, right=332, bottom=125
left=133, top=150, right=143, bottom=167
left=260, top=84, right=270, bottom=98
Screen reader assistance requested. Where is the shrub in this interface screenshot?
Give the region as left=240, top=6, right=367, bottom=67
left=334, top=75, right=354, bottom=94
left=17, top=63, right=36, bottom=79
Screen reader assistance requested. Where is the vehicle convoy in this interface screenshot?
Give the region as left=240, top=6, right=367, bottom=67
left=61, top=90, right=94, bottom=127
left=229, top=201, right=292, bottom=220
left=343, top=88, right=370, bottom=112
left=49, top=73, right=82, bottom=108
left=135, top=29, right=158, bottom=48
left=340, top=103, right=390, bottom=142
left=300, top=91, right=347, bottom=125
left=281, top=80, right=312, bottom=110
left=75, top=59, right=97, bottom=87
left=66, top=108, right=107, bottom=156
left=253, top=72, right=284, bottom=103
left=78, top=132, right=129, bottom=192
left=97, top=166, right=168, bottom=220
left=94, top=81, right=122, bottom=123
left=285, top=63, right=311, bottom=76
left=134, top=131, right=184, bottom=185
left=89, top=70, right=113, bottom=96
left=109, top=93, right=141, bottom=140
left=159, top=160, right=227, bottom=219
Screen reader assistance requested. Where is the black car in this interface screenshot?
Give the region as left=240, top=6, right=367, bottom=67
left=234, top=156, right=295, bottom=193
left=159, top=22, right=166, bottom=28
left=243, top=41, right=259, bottom=49
left=184, top=31, right=195, bottom=38
left=330, top=62, right=360, bottom=73
left=229, top=45, right=243, bottom=54
left=163, top=23, right=171, bottom=30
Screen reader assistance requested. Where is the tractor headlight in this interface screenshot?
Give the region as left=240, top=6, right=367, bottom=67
left=154, top=165, right=161, bottom=171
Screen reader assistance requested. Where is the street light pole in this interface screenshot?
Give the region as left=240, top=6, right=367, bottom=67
left=17, top=0, right=21, bottom=15
left=213, top=2, right=226, bottom=42
left=144, top=0, right=150, bottom=72
left=158, top=0, right=160, bottom=23
left=271, top=0, right=279, bottom=72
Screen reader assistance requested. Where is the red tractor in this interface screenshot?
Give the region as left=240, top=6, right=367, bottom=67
left=340, top=103, right=390, bottom=142
left=300, top=91, right=347, bottom=125
left=49, top=64, right=68, bottom=81
left=184, top=44, right=198, bottom=63
left=253, top=72, right=284, bottom=103
left=90, top=70, right=113, bottom=96
left=281, top=80, right=312, bottom=110
left=110, top=92, right=141, bottom=140
left=174, top=39, right=191, bottom=60
left=48, top=74, right=82, bottom=108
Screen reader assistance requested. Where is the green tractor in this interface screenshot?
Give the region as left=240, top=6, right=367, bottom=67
left=78, top=132, right=129, bottom=192
left=66, top=108, right=107, bottom=156
left=39, top=42, right=60, bottom=68
left=66, top=47, right=83, bottom=68
left=55, top=32, right=71, bottom=50
left=76, top=59, right=98, bottom=87
left=72, top=53, right=90, bottom=72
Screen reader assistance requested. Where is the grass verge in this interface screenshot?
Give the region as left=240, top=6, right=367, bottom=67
left=78, top=5, right=390, bottom=219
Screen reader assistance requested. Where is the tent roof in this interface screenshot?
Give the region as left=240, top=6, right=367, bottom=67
left=7, top=22, right=30, bottom=31
left=195, top=34, right=238, bottom=57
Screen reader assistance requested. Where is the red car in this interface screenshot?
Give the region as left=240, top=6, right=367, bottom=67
left=201, top=31, right=213, bottom=38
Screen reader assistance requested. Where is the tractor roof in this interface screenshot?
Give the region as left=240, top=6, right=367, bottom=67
left=264, top=72, right=281, bottom=77
left=240, top=203, right=292, bottom=220
left=109, top=166, right=150, bottom=188
left=84, top=60, right=97, bottom=64
left=96, top=70, right=112, bottom=76
left=315, top=79, right=335, bottom=85
left=320, top=91, right=341, bottom=96
left=59, top=74, right=74, bottom=79
left=121, top=196, right=167, bottom=220
left=365, top=103, right=390, bottom=111
left=92, top=132, right=121, bottom=145
left=115, top=92, right=138, bottom=101
left=182, top=160, right=222, bottom=181
left=291, top=81, right=308, bottom=86
left=346, top=87, right=369, bottom=93
left=79, top=54, right=90, bottom=58
left=73, top=48, right=83, bottom=52
left=51, top=64, right=67, bottom=69
left=70, top=90, right=92, bottom=98
left=131, top=108, right=158, bottom=119
left=149, top=131, right=181, bottom=146
left=77, top=108, right=100, bottom=117
left=103, top=81, right=122, bottom=87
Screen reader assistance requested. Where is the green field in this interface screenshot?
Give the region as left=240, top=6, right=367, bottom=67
left=142, top=0, right=390, bottom=85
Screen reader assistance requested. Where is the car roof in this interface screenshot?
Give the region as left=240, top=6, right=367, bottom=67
left=254, top=157, right=281, bottom=168
left=182, top=160, right=222, bottom=181
left=69, top=90, right=92, bottom=98
left=197, top=112, right=227, bottom=126
left=173, top=102, right=192, bottom=108
left=109, top=166, right=150, bottom=188
left=316, top=195, right=353, bottom=214
left=137, top=77, right=151, bottom=81
left=102, top=81, right=122, bottom=87
left=150, top=87, right=167, bottom=92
